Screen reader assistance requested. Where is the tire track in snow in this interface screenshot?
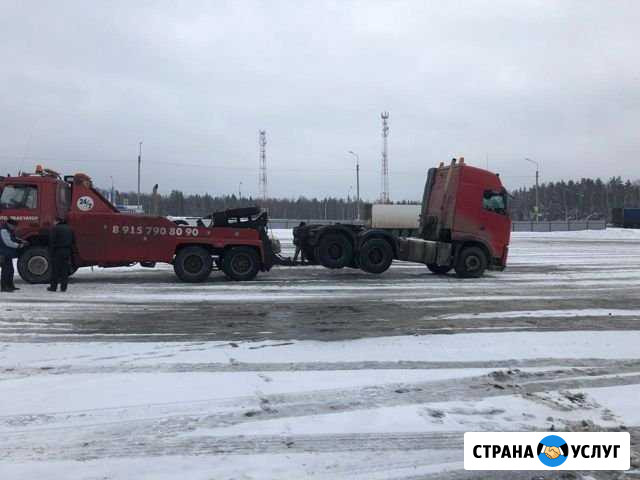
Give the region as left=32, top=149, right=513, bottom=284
left=2, top=432, right=462, bottom=462
left=5, top=357, right=640, bottom=377
left=3, top=366, right=640, bottom=461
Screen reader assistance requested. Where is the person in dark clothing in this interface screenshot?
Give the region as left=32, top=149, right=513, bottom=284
left=47, top=219, right=75, bottom=292
left=0, top=219, right=25, bottom=292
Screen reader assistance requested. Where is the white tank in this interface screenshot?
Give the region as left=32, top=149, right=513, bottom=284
left=371, top=204, right=421, bottom=229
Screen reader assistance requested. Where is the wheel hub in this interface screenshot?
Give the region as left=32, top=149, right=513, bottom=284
left=184, top=255, right=204, bottom=274
left=465, top=256, right=481, bottom=271
left=28, top=256, right=49, bottom=276
left=328, top=244, right=343, bottom=259
left=368, top=248, right=383, bottom=264
left=232, top=254, right=251, bottom=274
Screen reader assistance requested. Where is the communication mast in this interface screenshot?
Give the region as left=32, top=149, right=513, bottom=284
left=259, top=130, right=267, bottom=200
left=380, top=112, right=390, bottom=203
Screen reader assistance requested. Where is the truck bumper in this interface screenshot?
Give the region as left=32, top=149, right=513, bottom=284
left=488, top=261, right=506, bottom=271
left=488, top=245, right=508, bottom=271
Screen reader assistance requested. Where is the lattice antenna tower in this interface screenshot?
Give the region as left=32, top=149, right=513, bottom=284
left=259, top=130, right=267, bottom=200
left=380, top=112, right=390, bottom=203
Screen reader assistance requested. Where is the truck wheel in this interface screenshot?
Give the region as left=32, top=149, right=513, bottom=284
left=359, top=238, right=393, bottom=274
left=317, top=233, right=353, bottom=269
left=222, top=247, right=260, bottom=281
left=454, top=246, right=487, bottom=278
left=17, top=246, right=52, bottom=284
left=427, top=264, right=452, bottom=275
left=173, top=246, right=212, bottom=283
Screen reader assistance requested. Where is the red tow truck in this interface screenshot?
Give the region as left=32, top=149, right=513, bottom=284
left=0, top=167, right=277, bottom=283
left=0, top=158, right=510, bottom=283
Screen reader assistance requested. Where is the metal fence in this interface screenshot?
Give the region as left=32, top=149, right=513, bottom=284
left=511, top=220, right=606, bottom=232
left=270, top=218, right=607, bottom=232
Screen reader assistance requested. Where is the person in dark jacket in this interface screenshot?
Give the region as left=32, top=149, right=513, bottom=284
left=0, top=219, right=25, bottom=292
left=47, top=219, right=75, bottom=292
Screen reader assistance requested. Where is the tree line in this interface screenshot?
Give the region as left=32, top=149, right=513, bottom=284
left=110, top=176, right=640, bottom=221
left=508, top=177, right=640, bottom=221
left=112, top=190, right=366, bottom=220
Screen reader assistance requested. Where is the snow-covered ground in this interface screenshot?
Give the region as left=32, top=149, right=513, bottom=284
left=2, top=228, right=640, bottom=479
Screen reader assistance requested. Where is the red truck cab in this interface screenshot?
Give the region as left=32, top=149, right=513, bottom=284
left=0, top=167, right=274, bottom=283
left=418, top=158, right=511, bottom=273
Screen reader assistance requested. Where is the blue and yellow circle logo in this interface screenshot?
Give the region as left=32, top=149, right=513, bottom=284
left=537, top=435, right=569, bottom=467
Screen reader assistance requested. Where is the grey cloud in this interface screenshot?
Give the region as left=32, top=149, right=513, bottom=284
left=1, top=0, right=639, bottom=200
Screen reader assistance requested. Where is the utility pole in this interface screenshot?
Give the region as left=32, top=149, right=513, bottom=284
left=604, top=183, right=609, bottom=222
left=239, top=181, right=243, bottom=199
left=110, top=176, right=115, bottom=205
left=525, top=158, right=540, bottom=222
left=137, top=141, right=143, bottom=207
left=259, top=130, right=267, bottom=201
left=380, top=112, right=390, bottom=203
left=348, top=150, right=360, bottom=220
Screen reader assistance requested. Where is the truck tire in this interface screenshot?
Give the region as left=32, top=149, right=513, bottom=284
left=18, top=246, right=52, bottom=284
left=173, top=246, right=212, bottom=283
left=317, top=233, right=353, bottom=269
left=427, top=264, right=452, bottom=275
left=222, top=247, right=260, bottom=281
left=454, top=246, right=487, bottom=278
left=359, top=238, right=393, bottom=274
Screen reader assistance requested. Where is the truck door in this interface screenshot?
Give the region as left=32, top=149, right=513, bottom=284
left=481, top=189, right=511, bottom=258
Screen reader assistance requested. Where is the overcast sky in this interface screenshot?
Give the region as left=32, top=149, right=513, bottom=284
left=1, top=0, right=639, bottom=200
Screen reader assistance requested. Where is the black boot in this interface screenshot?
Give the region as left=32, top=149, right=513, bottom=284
left=47, top=286, right=57, bottom=292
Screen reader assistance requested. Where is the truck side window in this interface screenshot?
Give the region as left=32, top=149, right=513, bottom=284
left=56, top=183, right=71, bottom=217
left=483, top=190, right=506, bottom=215
left=0, top=185, right=38, bottom=209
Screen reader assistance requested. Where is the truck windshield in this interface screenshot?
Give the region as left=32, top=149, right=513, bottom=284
left=483, top=191, right=506, bottom=215
left=0, top=185, right=38, bottom=210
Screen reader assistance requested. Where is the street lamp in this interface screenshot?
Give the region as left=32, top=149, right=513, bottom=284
left=525, top=158, right=540, bottom=222
left=137, top=141, right=143, bottom=207
left=348, top=150, right=360, bottom=220
left=239, top=181, right=243, bottom=199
